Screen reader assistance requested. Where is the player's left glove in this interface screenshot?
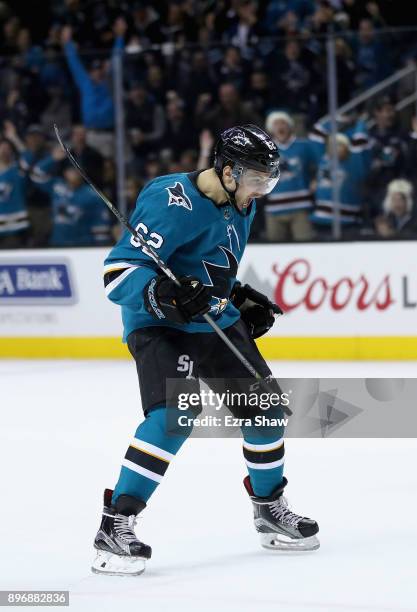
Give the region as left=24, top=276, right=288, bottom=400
left=230, top=281, right=283, bottom=339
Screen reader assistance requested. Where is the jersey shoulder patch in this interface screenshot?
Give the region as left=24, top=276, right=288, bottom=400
left=165, top=181, right=192, bottom=211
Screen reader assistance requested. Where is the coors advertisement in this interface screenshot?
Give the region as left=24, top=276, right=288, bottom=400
left=239, top=242, right=416, bottom=336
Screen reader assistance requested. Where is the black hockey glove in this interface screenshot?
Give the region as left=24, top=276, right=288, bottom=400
left=231, top=281, right=283, bottom=339
left=144, top=275, right=211, bottom=324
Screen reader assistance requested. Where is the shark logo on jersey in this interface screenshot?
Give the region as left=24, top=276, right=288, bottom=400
left=166, top=182, right=192, bottom=211
left=202, top=246, right=238, bottom=315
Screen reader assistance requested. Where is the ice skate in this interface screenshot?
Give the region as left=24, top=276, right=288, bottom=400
left=91, top=489, right=152, bottom=576
left=244, top=476, right=320, bottom=551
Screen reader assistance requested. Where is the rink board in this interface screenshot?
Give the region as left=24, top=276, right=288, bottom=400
left=0, top=243, right=416, bottom=359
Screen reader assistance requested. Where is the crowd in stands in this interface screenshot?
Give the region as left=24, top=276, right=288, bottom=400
left=1, top=0, right=417, bottom=249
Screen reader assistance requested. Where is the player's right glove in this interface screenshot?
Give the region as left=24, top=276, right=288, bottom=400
left=144, top=275, right=211, bottom=324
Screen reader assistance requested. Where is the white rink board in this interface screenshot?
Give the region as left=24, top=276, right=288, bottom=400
left=0, top=241, right=416, bottom=338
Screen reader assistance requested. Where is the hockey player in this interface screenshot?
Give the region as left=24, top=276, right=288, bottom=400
left=93, top=125, right=319, bottom=576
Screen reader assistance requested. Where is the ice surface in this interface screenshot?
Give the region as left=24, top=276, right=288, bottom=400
left=0, top=360, right=416, bottom=612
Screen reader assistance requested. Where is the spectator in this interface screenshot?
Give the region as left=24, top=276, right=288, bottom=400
left=21, top=125, right=49, bottom=166
left=55, top=0, right=90, bottom=47
left=145, top=64, right=167, bottom=106
left=245, top=70, right=275, bottom=118
left=366, top=96, right=409, bottom=215
left=305, top=0, right=336, bottom=37
left=214, top=46, right=249, bottom=90
left=102, top=158, right=117, bottom=207
left=142, top=152, right=164, bottom=184
left=339, top=0, right=386, bottom=30
left=40, top=86, right=72, bottom=135
left=198, top=13, right=223, bottom=64
left=4, top=122, right=53, bottom=247
left=0, top=87, right=29, bottom=134
left=60, top=20, right=126, bottom=157
left=178, top=149, right=198, bottom=173
left=15, top=28, right=43, bottom=71
left=126, top=82, right=165, bottom=160
left=375, top=179, right=417, bottom=238
left=1, top=16, right=20, bottom=55
left=0, top=0, right=415, bottom=250
left=269, top=39, right=318, bottom=117
left=34, top=162, right=112, bottom=247
left=200, top=82, right=261, bottom=135
left=125, top=176, right=143, bottom=214
left=38, top=42, right=71, bottom=94
left=405, top=116, right=417, bottom=193
left=264, top=0, right=315, bottom=34
left=263, top=111, right=317, bottom=241
left=276, top=10, right=301, bottom=38
left=334, top=38, right=356, bottom=106
left=311, top=130, right=370, bottom=234
left=160, top=1, right=197, bottom=44
left=131, top=1, right=163, bottom=45
left=352, top=18, right=390, bottom=91
left=23, top=126, right=55, bottom=246
left=223, top=0, right=262, bottom=60
left=70, top=124, right=104, bottom=187
left=177, top=50, right=217, bottom=109
left=0, top=137, right=28, bottom=248
left=161, top=97, right=198, bottom=161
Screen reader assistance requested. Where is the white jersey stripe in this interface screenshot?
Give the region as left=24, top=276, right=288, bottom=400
left=105, top=266, right=139, bottom=296
left=103, top=261, right=140, bottom=274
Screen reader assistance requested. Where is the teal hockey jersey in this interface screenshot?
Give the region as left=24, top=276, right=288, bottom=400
left=104, top=172, right=256, bottom=340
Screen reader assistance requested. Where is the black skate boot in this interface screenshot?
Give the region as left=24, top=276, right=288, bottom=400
left=91, top=488, right=152, bottom=576
left=244, top=476, right=320, bottom=551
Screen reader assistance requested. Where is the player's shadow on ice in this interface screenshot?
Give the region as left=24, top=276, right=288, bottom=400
left=144, top=549, right=316, bottom=579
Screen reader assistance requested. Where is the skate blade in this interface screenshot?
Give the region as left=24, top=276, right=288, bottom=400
left=91, top=549, right=146, bottom=576
left=260, top=533, right=320, bottom=552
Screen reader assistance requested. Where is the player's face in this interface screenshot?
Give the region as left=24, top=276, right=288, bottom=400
left=223, top=165, right=279, bottom=209
left=236, top=168, right=280, bottom=209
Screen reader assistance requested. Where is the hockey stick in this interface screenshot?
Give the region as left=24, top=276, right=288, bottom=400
left=53, top=124, right=278, bottom=387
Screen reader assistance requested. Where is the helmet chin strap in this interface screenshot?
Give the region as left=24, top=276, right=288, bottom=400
left=217, top=169, right=247, bottom=216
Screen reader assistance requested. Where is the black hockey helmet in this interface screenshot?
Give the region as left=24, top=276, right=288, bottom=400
left=213, top=125, right=280, bottom=212
left=214, top=124, right=280, bottom=175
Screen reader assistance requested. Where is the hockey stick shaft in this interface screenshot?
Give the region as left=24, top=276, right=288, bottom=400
left=54, top=125, right=264, bottom=381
